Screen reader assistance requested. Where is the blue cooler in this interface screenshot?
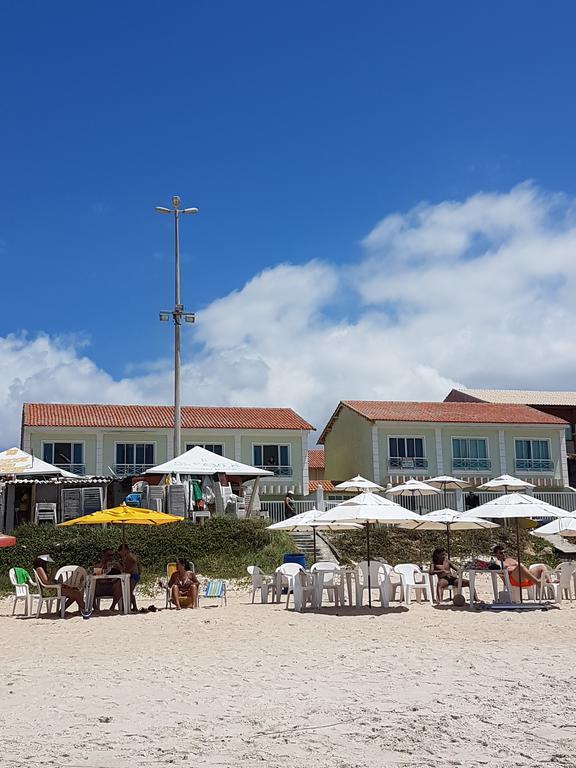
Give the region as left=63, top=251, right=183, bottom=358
left=125, top=492, right=142, bottom=507
left=282, top=553, right=306, bottom=569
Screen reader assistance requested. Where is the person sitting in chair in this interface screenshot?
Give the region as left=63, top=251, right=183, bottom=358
left=168, top=558, right=199, bottom=610
left=110, top=543, right=140, bottom=612
left=492, top=545, right=551, bottom=590
left=33, top=555, right=91, bottom=618
left=430, top=548, right=476, bottom=603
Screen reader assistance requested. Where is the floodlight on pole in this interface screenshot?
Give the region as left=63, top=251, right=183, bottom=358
left=155, top=195, right=198, bottom=459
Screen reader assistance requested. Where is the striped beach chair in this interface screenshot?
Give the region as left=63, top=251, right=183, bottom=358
left=201, top=579, right=227, bottom=607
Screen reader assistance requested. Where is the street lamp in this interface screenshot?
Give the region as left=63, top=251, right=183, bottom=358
left=156, top=195, right=198, bottom=458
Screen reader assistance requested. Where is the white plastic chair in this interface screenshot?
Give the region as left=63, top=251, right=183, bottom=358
left=356, top=561, right=387, bottom=607
left=534, top=562, right=575, bottom=603
left=9, top=568, right=38, bottom=616
left=292, top=570, right=317, bottom=612
left=55, top=565, right=88, bottom=591
left=247, top=565, right=275, bottom=604
left=310, top=561, right=343, bottom=606
left=394, top=564, right=433, bottom=605
left=379, top=563, right=404, bottom=607
left=33, top=569, right=66, bottom=618
left=276, top=563, right=304, bottom=607
left=35, top=503, right=57, bottom=524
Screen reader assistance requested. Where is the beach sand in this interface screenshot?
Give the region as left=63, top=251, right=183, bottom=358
left=1, top=589, right=576, bottom=768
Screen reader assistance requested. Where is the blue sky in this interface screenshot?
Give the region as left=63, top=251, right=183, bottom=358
left=1, top=3, right=576, bottom=441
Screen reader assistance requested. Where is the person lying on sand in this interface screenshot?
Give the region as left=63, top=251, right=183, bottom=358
left=492, top=545, right=551, bottom=589
left=33, top=555, right=91, bottom=618
left=168, top=558, right=199, bottom=610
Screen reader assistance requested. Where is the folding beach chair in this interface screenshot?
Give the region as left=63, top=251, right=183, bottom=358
left=201, top=579, right=227, bottom=606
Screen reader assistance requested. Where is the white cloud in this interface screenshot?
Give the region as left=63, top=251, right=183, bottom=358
left=3, top=182, right=576, bottom=445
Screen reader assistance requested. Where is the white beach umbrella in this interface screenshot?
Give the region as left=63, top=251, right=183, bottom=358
left=468, top=492, right=565, bottom=602
left=427, top=475, right=471, bottom=507
left=532, top=513, right=576, bottom=539
left=267, top=508, right=361, bottom=561
left=409, top=507, right=499, bottom=559
left=317, top=492, right=421, bottom=607
left=334, top=475, right=384, bottom=492
left=386, top=480, right=442, bottom=567
left=478, top=474, right=535, bottom=492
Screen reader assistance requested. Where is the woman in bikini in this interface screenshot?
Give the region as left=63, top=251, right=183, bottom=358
left=168, top=558, right=199, bottom=609
left=430, top=547, right=476, bottom=603
left=492, top=545, right=551, bottom=590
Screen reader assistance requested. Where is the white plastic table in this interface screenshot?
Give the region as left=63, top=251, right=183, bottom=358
left=86, top=573, right=131, bottom=615
left=457, top=567, right=511, bottom=609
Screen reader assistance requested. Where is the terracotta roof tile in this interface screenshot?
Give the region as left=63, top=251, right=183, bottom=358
left=309, top=480, right=334, bottom=492
left=307, top=448, right=325, bottom=469
left=23, top=403, right=314, bottom=431
left=318, top=400, right=567, bottom=443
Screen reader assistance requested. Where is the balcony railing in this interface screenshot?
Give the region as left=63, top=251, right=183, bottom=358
left=452, top=458, right=491, bottom=471
left=55, top=464, right=86, bottom=475
left=114, top=464, right=154, bottom=476
left=257, top=465, right=293, bottom=477
left=515, top=459, right=554, bottom=472
left=388, top=457, right=428, bottom=469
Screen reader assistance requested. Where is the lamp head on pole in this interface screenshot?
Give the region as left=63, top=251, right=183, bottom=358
left=172, top=195, right=181, bottom=209
left=155, top=206, right=171, bottom=214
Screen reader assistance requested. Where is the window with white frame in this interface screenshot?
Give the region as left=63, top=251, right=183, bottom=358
left=185, top=443, right=224, bottom=456
left=115, top=443, right=155, bottom=472
left=252, top=444, right=291, bottom=476
left=514, top=439, right=553, bottom=472
left=388, top=437, right=427, bottom=469
left=452, top=438, right=490, bottom=470
left=43, top=442, right=84, bottom=472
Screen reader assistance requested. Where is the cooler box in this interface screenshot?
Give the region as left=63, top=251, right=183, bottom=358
left=125, top=493, right=142, bottom=507
left=282, top=553, right=306, bottom=569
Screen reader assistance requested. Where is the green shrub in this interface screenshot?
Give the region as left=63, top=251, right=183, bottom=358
left=0, top=518, right=295, bottom=587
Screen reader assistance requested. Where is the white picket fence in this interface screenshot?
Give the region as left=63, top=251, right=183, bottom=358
left=260, top=490, right=576, bottom=524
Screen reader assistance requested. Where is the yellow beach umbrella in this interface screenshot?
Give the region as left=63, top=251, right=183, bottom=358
left=58, top=504, right=184, bottom=553
left=58, top=505, right=183, bottom=527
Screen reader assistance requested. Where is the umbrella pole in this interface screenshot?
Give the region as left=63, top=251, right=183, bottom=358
left=446, top=524, right=451, bottom=562
left=515, top=517, right=523, bottom=604
left=313, top=527, right=317, bottom=563
left=366, top=522, right=372, bottom=609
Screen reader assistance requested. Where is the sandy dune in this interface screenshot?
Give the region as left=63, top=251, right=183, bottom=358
left=1, top=590, right=576, bottom=768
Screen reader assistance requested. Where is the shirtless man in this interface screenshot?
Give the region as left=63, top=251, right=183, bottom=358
left=110, top=542, right=140, bottom=611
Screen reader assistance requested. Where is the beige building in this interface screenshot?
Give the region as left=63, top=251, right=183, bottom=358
left=21, top=403, right=314, bottom=496
left=319, top=400, right=570, bottom=488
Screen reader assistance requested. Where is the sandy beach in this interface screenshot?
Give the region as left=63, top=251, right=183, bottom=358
left=1, top=590, right=576, bottom=768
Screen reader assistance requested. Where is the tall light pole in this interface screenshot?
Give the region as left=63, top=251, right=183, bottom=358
left=156, top=195, right=198, bottom=458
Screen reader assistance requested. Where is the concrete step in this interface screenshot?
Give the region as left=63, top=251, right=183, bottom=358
left=290, top=531, right=334, bottom=562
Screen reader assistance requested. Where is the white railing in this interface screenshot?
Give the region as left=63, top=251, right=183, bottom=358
left=259, top=490, right=576, bottom=525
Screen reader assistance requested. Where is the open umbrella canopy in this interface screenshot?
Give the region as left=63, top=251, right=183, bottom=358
left=410, top=507, right=499, bottom=531
left=0, top=447, right=81, bottom=478
left=334, top=475, right=384, bottom=492
left=58, top=505, right=184, bottom=527
left=478, top=475, right=535, bottom=492
left=317, top=492, right=421, bottom=525
left=0, top=533, right=16, bottom=547
left=145, top=445, right=272, bottom=478
left=267, top=509, right=361, bottom=532
left=386, top=479, right=441, bottom=496
left=468, top=493, right=564, bottom=520
left=532, top=513, right=576, bottom=538
left=427, top=476, right=471, bottom=491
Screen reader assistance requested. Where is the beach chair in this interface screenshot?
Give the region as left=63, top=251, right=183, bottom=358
left=9, top=567, right=38, bottom=616
left=164, top=562, right=198, bottom=608
left=55, top=565, right=88, bottom=592
left=33, top=569, right=66, bottom=618
left=247, top=565, right=275, bottom=603
left=200, top=579, right=227, bottom=607
left=394, top=564, right=433, bottom=605
left=310, top=561, right=343, bottom=606
left=292, top=570, right=317, bottom=612
left=275, top=563, right=304, bottom=606
left=531, top=562, right=575, bottom=603
left=34, top=503, right=57, bottom=525
left=379, top=562, right=403, bottom=607
left=356, top=560, right=386, bottom=607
